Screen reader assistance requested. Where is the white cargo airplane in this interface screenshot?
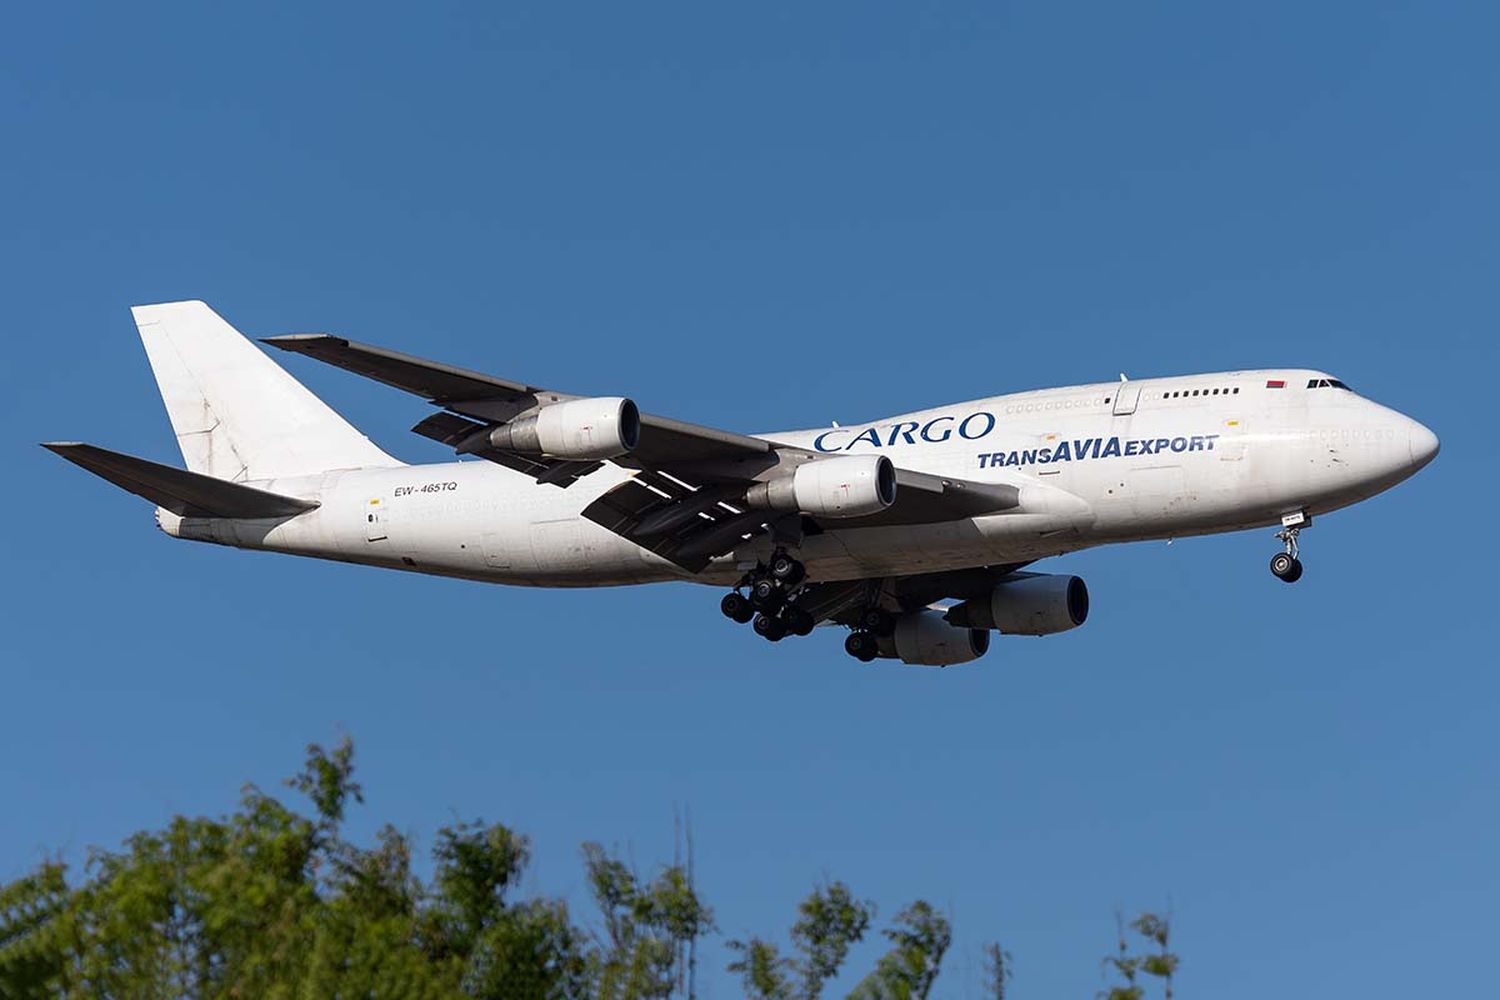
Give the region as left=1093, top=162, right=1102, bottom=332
left=46, top=301, right=1439, bottom=665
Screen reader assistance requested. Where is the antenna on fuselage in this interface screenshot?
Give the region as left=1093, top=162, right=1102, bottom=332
left=1119, top=372, right=1129, bottom=382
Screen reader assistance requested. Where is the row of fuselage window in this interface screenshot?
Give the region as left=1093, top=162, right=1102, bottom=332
left=1161, top=386, right=1241, bottom=400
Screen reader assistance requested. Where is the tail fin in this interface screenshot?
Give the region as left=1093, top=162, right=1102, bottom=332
left=132, top=301, right=401, bottom=481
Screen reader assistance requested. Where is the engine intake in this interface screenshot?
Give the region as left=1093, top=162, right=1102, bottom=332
left=875, top=609, right=990, bottom=666
left=487, top=397, right=640, bottom=461
left=946, top=574, right=1089, bottom=636
left=744, top=455, right=896, bottom=519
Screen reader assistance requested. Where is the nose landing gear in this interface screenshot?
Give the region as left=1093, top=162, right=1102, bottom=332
left=1270, top=512, right=1307, bottom=583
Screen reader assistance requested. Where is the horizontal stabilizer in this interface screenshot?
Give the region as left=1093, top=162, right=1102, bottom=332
left=42, top=443, right=319, bottom=519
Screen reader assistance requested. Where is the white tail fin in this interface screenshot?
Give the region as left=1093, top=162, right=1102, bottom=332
left=132, top=301, right=401, bottom=481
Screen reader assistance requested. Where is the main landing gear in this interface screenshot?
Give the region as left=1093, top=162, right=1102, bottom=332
left=1270, top=512, right=1307, bottom=584
left=843, top=606, right=896, bottom=663
left=720, top=549, right=814, bottom=641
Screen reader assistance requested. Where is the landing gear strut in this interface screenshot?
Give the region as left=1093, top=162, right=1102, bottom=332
left=1270, top=512, right=1306, bottom=584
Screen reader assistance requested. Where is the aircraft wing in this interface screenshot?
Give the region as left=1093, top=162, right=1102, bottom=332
left=263, top=335, right=775, bottom=470
left=264, top=333, right=1023, bottom=570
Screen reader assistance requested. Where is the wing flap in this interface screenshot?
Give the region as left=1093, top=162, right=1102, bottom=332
left=43, top=443, right=319, bottom=519
left=581, top=471, right=773, bottom=571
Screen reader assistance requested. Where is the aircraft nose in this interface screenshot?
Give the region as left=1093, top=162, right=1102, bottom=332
left=1407, top=419, right=1440, bottom=470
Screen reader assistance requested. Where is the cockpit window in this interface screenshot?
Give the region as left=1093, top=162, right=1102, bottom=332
left=1306, top=378, right=1354, bottom=390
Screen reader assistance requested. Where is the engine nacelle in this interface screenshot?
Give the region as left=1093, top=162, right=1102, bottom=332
left=487, top=397, right=640, bottom=461
left=744, top=455, right=896, bottom=518
left=946, top=574, right=1089, bottom=636
left=876, top=609, right=991, bottom=666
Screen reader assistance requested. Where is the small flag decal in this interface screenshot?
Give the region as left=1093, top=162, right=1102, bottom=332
left=1266, top=379, right=1285, bottom=389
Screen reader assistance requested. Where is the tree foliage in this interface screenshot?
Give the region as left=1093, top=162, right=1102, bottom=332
left=0, top=736, right=1178, bottom=999
left=727, top=880, right=873, bottom=1000
left=1100, top=911, right=1179, bottom=1000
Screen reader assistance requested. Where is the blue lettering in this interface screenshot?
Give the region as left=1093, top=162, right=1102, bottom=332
left=814, top=429, right=849, bottom=452
left=1100, top=437, right=1121, bottom=458
left=1039, top=447, right=1053, bottom=463
left=1124, top=440, right=1140, bottom=457
left=1204, top=434, right=1219, bottom=450
left=888, top=421, right=920, bottom=446
left=959, top=412, right=996, bottom=440
left=1188, top=436, right=1205, bottom=452
left=1170, top=437, right=1188, bottom=453
left=1052, top=441, right=1072, bottom=462
left=848, top=427, right=883, bottom=450
left=1005, top=451, right=1019, bottom=467
left=977, top=453, right=990, bottom=468
left=1155, top=438, right=1171, bottom=453
left=921, top=416, right=955, bottom=443
left=1021, top=449, right=1038, bottom=465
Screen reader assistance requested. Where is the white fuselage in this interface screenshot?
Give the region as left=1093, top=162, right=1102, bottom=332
left=155, top=369, right=1438, bottom=588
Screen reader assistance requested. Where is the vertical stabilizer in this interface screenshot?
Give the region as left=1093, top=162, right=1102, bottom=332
left=132, top=300, right=401, bottom=481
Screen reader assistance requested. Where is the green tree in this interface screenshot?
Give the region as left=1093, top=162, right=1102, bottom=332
left=583, top=843, right=713, bottom=999
left=0, top=735, right=1182, bottom=999
left=848, top=901, right=952, bottom=1000
left=1101, top=911, right=1179, bottom=1000
left=727, top=880, right=873, bottom=1000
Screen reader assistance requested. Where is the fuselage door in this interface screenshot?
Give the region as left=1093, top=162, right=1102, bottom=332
left=1112, top=381, right=1143, bottom=416
left=365, top=497, right=388, bottom=542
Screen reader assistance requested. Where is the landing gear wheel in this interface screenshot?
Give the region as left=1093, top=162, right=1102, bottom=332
left=750, top=577, right=783, bottom=610
left=720, top=592, right=755, bottom=623
left=769, top=552, right=805, bottom=586
left=784, top=606, right=815, bottom=637
left=753, top=613, right=788, bottom=642
left=1271, top=518, right=1306, bottom=583
left=844, top=631, right=879, bottom=662
left=859, top=607, right=896, bottom=637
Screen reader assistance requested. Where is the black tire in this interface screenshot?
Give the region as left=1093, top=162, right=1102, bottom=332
left=720, top=592, right=755, bottom=623
left=860, top=607, right=896, bottom=637
left=1283, top=558, right=1304, bottom=583
left=753, top=613, right=788, bottom=642
left=784, top=606, right=815, bottom=637
left=769, top=554, right=805, bottom=586
left=750, top=578, right=782, bottom=610
left=1270, top=552, right=1296, bottom=580
left=844, top=631, right=878, bottom=662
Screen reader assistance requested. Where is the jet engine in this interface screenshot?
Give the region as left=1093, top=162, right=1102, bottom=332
left=486, top=397, right=640, bottom=461
left=744, top=455, right=896, bottom=518
left=874, top=609, right=991, bottom=666
left=945, top=574, right=1089, bottom=636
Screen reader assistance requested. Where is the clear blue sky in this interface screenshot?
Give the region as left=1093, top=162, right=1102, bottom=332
left=3, top=3, right=1495, bottom=996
